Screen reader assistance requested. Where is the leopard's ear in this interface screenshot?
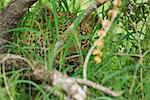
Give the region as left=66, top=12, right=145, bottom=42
left=80, top=12, right=99, bottom=31
left=38, top=6, right=54, bottom=24
left=39, top=6, right=53, bottom=17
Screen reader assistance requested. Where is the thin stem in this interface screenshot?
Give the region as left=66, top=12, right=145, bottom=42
left=2, top=54, right=14, bottom=100
left=83, top=2, right=119, bottom=93
left=83, top=44, right=96, bottom=92
left=76, top=78, right=123, bottom=97
left=128, top=13, right=144, bottom=99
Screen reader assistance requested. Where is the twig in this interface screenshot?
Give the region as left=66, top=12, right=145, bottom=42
left=0, top=54, right=34, bottom=70
left=140, top=68, right=144, bottom=100
left=1, top=54, right=14, bottom=100
left=65, top=54, right=81, bottom=60
left=76, top=78, right=123, bottom=97
left=143, top=50, right=150, bottom=58
left=83, top=0, right=120, bottom=94
left=129, top=64, right=139, bottom=94
left=83, top=44, right=97, bottom=92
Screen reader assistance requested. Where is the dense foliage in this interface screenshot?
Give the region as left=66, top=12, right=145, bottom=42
left=0, top=0, right=150, bottom=99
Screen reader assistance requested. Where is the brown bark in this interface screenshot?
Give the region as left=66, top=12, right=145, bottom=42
left=0, top=0, right=37, bottom=41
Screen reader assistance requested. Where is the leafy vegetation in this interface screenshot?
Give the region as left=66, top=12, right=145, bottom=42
left=0, top=0, right=150, bottom=99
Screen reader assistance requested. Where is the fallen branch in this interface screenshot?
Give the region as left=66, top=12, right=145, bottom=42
left=33, top=69, right=86, bottom=100
left=33, top=69, right=123, bottom=99
left=0, top=53, right=122, bottom=99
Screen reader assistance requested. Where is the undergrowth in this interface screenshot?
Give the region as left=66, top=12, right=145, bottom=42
left=0, top=0, right=150, bottom=99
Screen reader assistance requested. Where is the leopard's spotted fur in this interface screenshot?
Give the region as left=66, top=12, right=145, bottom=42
left=16, top=7, right=98, bottom=74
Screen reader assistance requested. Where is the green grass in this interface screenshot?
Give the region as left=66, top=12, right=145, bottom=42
left=0, top=0, right=150, bottom=99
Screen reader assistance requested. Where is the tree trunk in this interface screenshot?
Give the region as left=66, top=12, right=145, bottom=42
left=0, top=0, right=37, bottom=42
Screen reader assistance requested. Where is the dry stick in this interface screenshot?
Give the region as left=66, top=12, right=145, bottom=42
left=143, top=50, right=150, bottom=57
left=0, top=54, right=122, bottom=98
left=1, top=54, right=14, bottom=100
left=33, top=69, right=86, bottom=100
left=129, top=63, right=139, bottom=94
left=2, top=64, right=14, bottom=100
left=140, top=68, right=144, bottom=100
left=0, top=53, right=10, bottom=63
left=83, top=4, right=119, bottom=94
left=65, top=54, right=81, bottom=60
left=0, top=54, right=69, bottom=99
left=33, top=68, right=122, bottom=98
left=76, top=78, right=123, bottom=97
left=83, top=38, right=101, bottom=92
left=43, top=75, right=122, bottom=97
left=0, top=54, right=34, bottom=70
